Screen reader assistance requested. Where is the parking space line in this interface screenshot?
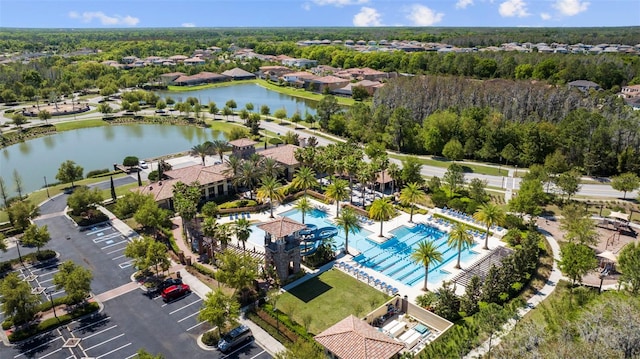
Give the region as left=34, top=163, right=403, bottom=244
left=39, top=277, right=55, bottom=284
left=101, top=241, right=127, bottom=250
left=177, top=311, right=199, bottom=323
left=73, top=316, right=111, bottom=332
left=38, top=347, right=64, bottom=359
left=86, top=227, right=112, bottom=235
left=169, top=299, right=202, bottom=315
left=118, top=261, right=133, bottom=269
left=84, top=333, right=125, bottom=351
left=250, top=350, right=267, bottom=359
left=111, top=254, right=126, bottom=260
left=107, top=247, right=126, bottom=255
left=221, top=341, right=254, bottom=358
left=92, top=233, right=121, bottom=243
left=14, top=336, right=62, bottom=358
left=186, top=321, right=206, bottom=331
left=80, top=325, right=118, bottom=340
left=31, top=264, right=59, bottom=272
left=96, top=343, right=132, bottom=359
left=124, top=354, right=138, bottom=359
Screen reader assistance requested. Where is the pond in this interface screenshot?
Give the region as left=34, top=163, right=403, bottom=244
left=0, top=124, right=226, bottom=197
left=155, top=83, right=317, bottom=117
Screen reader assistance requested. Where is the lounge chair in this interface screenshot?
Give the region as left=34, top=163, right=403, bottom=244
left=389, top=321, right=407, bottom=337
left=229, top=214, right=234, bottom=220
left=382, top=319, right=400, bottom=333
left=403, top=330, right=422, bottom=348
left=246, top=212, right=251, bottom=218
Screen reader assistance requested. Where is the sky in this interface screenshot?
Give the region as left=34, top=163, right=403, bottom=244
left=0, top=0, right=638, bottom=28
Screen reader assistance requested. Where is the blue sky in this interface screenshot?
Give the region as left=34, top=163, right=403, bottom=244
left=1, top=0, right=638, bottom=28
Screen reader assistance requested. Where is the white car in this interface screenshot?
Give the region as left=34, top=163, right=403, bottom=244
left=139, top=160, right=148, bottom=169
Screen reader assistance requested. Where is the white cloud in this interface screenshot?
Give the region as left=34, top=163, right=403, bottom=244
left=456, top=0, right=474, bottom=9
left=313, top=0, right=368, bottom=6
left=553, top=0, right=589, bottom=16
left=181, top=23, right=195, bottom=27
left=540, top=12, right=551, bottom=20
left=498, top=0, right=530, bottom=17
left=353, top=7, right=383, bottom=26
left=406, top=4, right=444, bottom=26
left=302, top=2, right=311, bottom=10
left=68, top=11, right=139, bottom=26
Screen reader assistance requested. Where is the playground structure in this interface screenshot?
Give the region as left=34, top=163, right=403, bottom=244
left=299, top=223, right=339, bottom=256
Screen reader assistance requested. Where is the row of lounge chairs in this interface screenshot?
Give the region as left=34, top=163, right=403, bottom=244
left=381, top=319, right=433, bottom=349
left=335, top=262, right=399, bottom=295
left=358, top=216, right=374, bottom=225
left=442, top=207, right=505, bottom=232
left=228, top=212, right=251, bottom=220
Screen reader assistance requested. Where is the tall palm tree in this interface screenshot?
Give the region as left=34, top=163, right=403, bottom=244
left=344, top=155, right=361, bottom=204
left=256, top=176, right=284, bottom=218
left=236, top=161, right=261, bottom=199
left=410, top=240, right=443, bottom=291
left=294, top=197, right=313, bottom=224
left=387, top=162, right=401, bottom=196
left=190, top=142, right=211, bottom=165
left=473, top=203, right=506, bottom=250
left=291, top=166, right=317, bottom=195
left=335, top=207, right=361, bottom=255
left=369, top=198, right=395, bottom=237
left=261, top=157, right=283, bottom=179
left=202, top=216, right=219, bottom=259
left=325, top=178, right=350, bottom=217
left=447, top=222, right=474, bottom=269
left=399, top=182, right=426, bottom=223
left=209, top=139, right=229, bottom=162
left=234, top=217, right=252, bottom=251
left=216, top=223, right=233, bottom=251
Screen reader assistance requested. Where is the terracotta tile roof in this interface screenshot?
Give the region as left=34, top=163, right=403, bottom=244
left=258, top=217, right=307, bottom=238
left=314, top=75, right=350, bottom=84
left=163, top=163, right=230, bottom=185
left=259, top=144, right=300, bottom=166
left=315, top=315, right=404, bottom=359
left=221, top=67, right=256, bottom=78
left=133, top=179, right=179, bottom=201
left=228, top=138, right=258, bottom=147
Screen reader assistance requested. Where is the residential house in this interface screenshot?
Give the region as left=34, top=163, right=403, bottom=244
left=159, top=72, right=185, bottom=85
left=282, top=71, right=318, bottom=87
left=308, top=75, right=350, bottom=93
left=258, top=66, right=291, bottom=81
left=184, top=57, right=206, bottom=66
left=121, top=56, right=138, bottom=64
left=221, top=67, right=256, bottom=80
left=568, top=80, right=601, bottom=92
left=169, top=55, right=188, bottom=63
left=172, top=72, right=229, bottom=86
left=332, top=80, right=383, bottom=97
left=282, top=58, right=318, bottom=68
left=229, top=138, right=257, bottom=159
left=621, top=85, right=640, bottom=98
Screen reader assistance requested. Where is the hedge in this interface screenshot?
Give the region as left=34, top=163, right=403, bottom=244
left=0, top=249, right=57, bottom=277
left=8, top=302, right=100, bottom=342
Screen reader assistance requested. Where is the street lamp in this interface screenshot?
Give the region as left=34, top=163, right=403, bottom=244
left=47, top=290, right=59, bottom=321
left=44, top=176, right=50, bottom=198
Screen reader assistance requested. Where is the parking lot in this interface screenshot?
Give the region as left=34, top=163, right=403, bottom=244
left=83, top=224, right=134, bottom=270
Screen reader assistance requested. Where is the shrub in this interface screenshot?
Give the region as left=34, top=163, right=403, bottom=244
left=8, top=302, right=99, bottom=342
left=35, top=249, right=56, bottom=262
left=86, top=169, right=110, bottom=178
left=219, top=199, right=258, bottom=209
left=2, top=319, right=13, bottom=330
left=504, top=214, right=526, bottom=230
left=268, top=138, right=283, bottom=145
left=202, top=330, right=220, bottom=346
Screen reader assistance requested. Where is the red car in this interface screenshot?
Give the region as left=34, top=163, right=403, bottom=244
left=161, top=284, right=190, bottom=302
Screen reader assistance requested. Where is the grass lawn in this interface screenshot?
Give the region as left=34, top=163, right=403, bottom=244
left=388, top=154, right=509, bottom=177
left=167, top=79, right=258, bottom=92
left=276, top=269, right=389, bottom=335
left=54, top=118, right=107, bottom=131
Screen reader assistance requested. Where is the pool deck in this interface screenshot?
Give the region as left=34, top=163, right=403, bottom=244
left=217, top=198, right=508, bottom=304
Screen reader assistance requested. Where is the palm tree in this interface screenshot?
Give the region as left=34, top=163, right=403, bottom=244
left=294, top=197, right=313, bottom=224
left=410, top=240, right=443, bottom=291
left=234, top=218, right=252, bottom=251
left=387, top=162, right=401, bottom=196
left=257, top=176, right=285, bottom=218
left=369, top=198, right=395, bottom=237
left=261, top=157, right=283, bottom=179
left=202, top=216, right=219, bottom=259
left=236, top=161, right=261, bottom=199
left=473, top=203, right=506, bottom=250
left=399, top=182, right=426, bottom=223
left=447, top=222, right=474, bottom=269
left=190, top=142, right=211, bottom=165
left=335, top=207, right=361, bottom=255
left=325, top=178, right=350, bottom=217
left=291, top=166, right=317, bottom=195
left=209, top=139, right=229, bottom=162
left=216, top=223, right=233, bottom=251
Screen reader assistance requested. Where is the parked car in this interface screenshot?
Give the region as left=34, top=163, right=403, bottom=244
left=218, top=325, right=253, bottom=353
left=138, top=160, right=148, bottom=169
left=161, top=284, right=190, bottom=302
left=156, top=278, right=182, bottom=293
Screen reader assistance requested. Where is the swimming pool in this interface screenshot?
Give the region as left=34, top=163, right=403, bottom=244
left=250, top=208, right=479, bottom=288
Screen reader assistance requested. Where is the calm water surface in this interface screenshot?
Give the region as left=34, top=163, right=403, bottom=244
left=1, top=124, right=225, bottom=197
left=156, top=83, right=317, bottom=116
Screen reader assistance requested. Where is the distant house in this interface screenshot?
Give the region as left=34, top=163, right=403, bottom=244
left=258, top=66, right=291, bottom=81
left=173, top=72, right=229, bottom=86
left=169, top=55, right=188, bottom=63
left=159, top=72, right=185, bottom=85
left=568, top=80, right=601, bottom=92
left=183, top=57, right=206, bottom=66
left=229, top=138, right=257, bottom=159
left=282, top=71, right=318, bottom=87
left=282, top=58, right=318, bottom=68
left=332, top=80, right=383, bottom=97
left=221, top=67, right=256, bottom=80
left=621, top=85, right=640, bottom=98
left=258, top=144, right=300, bottom=181
left=121, top=56, right=138, bottom=64
left=623, top=96, right=640, bottom=111
left=308, top=75, right=350, bottom=93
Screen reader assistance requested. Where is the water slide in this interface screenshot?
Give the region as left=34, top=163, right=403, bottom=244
left=300, top=225, right=339, bottom=256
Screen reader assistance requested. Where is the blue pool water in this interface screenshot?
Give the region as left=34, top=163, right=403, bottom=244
left=249, top=208, right=479, bottom=288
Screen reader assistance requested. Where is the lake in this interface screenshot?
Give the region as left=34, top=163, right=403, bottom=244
left=0, top=124, right=226, bottom=197
left=155, top=83, right=317, bottom=117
